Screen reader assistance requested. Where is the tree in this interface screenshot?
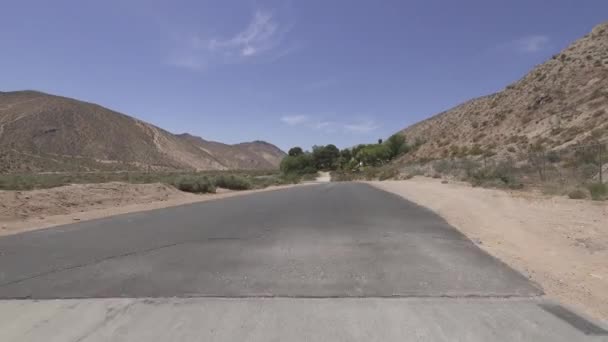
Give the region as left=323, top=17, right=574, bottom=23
left=386, top=134, right=408, bottom=158
left=337, top=148, right=354, bottom=170
left=356, top=144, right=392, bottom=166
left=288, top=147, right=304, bottom=157
left=280, top=154, right=316, bottom=174
left=340, top=148, right=352, bottom=161
left=312, top=144, right=340, bottom=170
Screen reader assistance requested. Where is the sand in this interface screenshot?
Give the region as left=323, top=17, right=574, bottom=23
left=370, top=177, right=608, bottom=322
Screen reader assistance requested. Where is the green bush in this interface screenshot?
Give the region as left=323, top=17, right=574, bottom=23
left=568, top=189, right=587, bottom=199
left=213, top=174, right=252, bottom=190
left=385, top=134, right=409, bottom=158
left=357, top=145, right=392, bottom=167
left=172, top=176, right=216, bottom=193
left=279, top=173, right=302, bottom=184
left=587, top=183, right=608, bottom=200
left=280, top=154, right=316, bottom=175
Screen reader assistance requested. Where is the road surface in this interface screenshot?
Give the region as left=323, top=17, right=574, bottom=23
left=0, top=183, right=606, bottom=341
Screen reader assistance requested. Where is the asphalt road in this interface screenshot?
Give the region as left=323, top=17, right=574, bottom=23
left=0, top=182, right=606, bottom=341
left=0, top=182, right=539, bottom=299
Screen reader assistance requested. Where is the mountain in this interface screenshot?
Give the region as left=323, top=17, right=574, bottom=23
left=0, top=91, right=285, bottom=172
left=396, top=22, right=608, bottom=162
left=176, top=134, right=286, bottom=170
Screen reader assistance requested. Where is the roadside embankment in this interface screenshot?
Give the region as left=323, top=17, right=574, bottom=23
left=370, top=177, right=608, bottom=322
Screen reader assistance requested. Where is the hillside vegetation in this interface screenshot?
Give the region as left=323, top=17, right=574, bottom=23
left=384, top=22, right=608, bottom=199
left=396, top=22, right=608, bottom=161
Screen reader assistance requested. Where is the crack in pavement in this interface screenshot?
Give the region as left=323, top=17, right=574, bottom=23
left=0, top=241, right=193, bottom=289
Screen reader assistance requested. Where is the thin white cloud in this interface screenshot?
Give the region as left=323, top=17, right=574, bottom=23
left=493, top=34, right=550, bottom=54
left=311, top=121, right=333, bottom=130
left=280, top=115, right=380, bottom=134
left=210, top=10, right=280, bottom=57
left=344, top=120, right=381, bottom=133
left=281, top=115, right=309, bottom=126
left=515, top=35, right=550, bottom=52
left=169, top=9, right=293, bottom=70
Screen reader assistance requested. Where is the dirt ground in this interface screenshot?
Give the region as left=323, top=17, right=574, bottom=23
left=0, top=182, right=298, bottom=237
left=370, top=177, right=608, bottom=322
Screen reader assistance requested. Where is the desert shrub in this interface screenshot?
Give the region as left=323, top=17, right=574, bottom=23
left=546, top=151, right=561, bottom=163
left=213, top=174, right=252, bottom=190
left=363, top=167, right=380, bottom=180
left=580, top=163, right=600, bottom=180
left=330, top=171, right=357, bottom=182
left=378, top=168, right=399, bottom=181
left=459, top=158, right=481, bottom=178
left=587, top=182, right=608, bottom=200
left=433, top=160, right=451, bottom=174
left=470, top=144, right=484, bottom=155
left=279, top=173, right=302, bottom=184
left=568, top=189, right=587, bottom=199
left=467, top=160, right=522, bottom=189
left=172, top=176, right=216, bottom=193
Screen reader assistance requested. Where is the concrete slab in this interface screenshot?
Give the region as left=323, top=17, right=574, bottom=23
left=0, top=298, right=606, bottom=342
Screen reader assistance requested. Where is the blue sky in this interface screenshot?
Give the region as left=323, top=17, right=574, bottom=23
left=1, top=0, right=607, bottom=151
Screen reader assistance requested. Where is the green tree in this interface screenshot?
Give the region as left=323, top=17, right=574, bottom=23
left=312, top=144, right=340, bottom=170
left=337, top=148, right=353, bottom=170
left=386, top=134, right=408, bottom=158
left=280, top=154, right=316, bottom=174
left=356, top=144, right=392, bottom=166
left=288, top=147, right=304, bottom=157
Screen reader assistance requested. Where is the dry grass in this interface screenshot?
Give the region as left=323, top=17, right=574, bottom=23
left=0, top=170, right=290, bottom=192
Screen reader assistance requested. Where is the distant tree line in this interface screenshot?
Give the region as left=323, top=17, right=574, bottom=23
left=280, top=134, right=410, bottom=175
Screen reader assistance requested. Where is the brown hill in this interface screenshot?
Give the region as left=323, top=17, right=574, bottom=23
left=176, top=134, right=286, bottom=170
left=396, top=22, right=608, bottom=162
left=0, top=91, right=285, bottom=172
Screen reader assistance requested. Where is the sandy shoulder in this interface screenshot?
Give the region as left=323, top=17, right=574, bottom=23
left=0, top=182, right=301, bottom=237
left=369, top=177, right=608, bottom=322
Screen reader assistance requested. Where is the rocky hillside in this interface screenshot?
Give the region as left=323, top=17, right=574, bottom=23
left=0, top=91, right=285, bottom=172
left=176, top=134, right=285, bottom=170
left=397, top=21, right=608, bottom=162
